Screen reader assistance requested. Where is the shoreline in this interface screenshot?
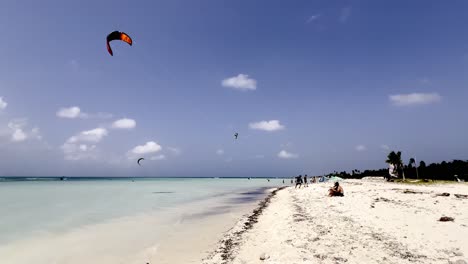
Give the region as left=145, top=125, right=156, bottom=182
left=203, top=186, right=287, bottom=263
left=204, top=180, right=468, bottom=264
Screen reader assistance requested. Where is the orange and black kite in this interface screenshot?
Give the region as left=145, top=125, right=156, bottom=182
left=106, top=31, right=133, bottom=56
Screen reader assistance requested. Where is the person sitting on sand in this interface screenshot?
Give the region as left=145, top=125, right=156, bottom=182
left=328, top=182, right=344, bottom=196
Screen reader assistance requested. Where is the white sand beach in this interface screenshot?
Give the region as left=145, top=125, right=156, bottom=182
left=204, top=180, right=468, bottom=264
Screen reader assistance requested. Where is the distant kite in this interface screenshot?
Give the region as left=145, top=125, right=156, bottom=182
left=234, top=132, right=239, bottom=140
left=137, top=158, right=144, bottom=166
left=106, top=31, right=133, bottom=56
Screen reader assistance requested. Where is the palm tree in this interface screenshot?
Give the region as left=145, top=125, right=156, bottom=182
left=409, top=158, right=419, bottom=179
left=386, top=151, right=404, bottom=180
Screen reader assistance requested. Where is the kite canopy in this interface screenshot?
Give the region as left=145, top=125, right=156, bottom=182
left=106, top=31, right=133, bottom=56
left=137, top=158, right=144, bottom=166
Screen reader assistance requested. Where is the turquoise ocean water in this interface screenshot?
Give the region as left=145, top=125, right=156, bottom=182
left=0, top=177, right=284, bottom=261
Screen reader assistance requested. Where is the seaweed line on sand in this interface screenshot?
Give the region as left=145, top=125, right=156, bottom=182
left=203, top=186, right=287, bottom=264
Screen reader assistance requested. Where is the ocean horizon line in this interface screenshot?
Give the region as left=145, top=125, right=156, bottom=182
left=0, top=176, right=282, bottom=181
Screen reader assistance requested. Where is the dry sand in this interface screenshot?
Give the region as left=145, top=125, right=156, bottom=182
left=204, top=179, right=468, bottom=264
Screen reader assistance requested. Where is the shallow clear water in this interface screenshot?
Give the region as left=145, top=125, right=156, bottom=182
left=0, top=178, right=283, bottom=246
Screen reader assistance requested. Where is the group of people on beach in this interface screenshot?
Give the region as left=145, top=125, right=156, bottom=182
left=291, top=175, right=344, bottom=196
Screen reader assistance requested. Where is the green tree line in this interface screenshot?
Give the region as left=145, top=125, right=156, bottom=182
left=325, top=151, right=468, bottom=181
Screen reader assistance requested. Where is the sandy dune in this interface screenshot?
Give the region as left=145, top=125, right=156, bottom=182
left=205, top=180, right=468, bottom=264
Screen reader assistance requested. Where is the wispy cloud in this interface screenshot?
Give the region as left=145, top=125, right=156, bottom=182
left=249, top=120, right=285, bottom=132
left=216, top=149, right=224, bottom=155
left=278, top=150, right=299, bottom=159
left=61, top=128, right=108, bottom=160
left=67, top=128, right=108, bottom=143
left=389, top=92, right=442, bottom=106
left=222, top=74, right=257, bottom=91
left=355, top=145, right=366, bottom=152
left=56, top=106, right=113, bottom=119
left=306, top=14, right=321, bottom=23
left=150, top=154, right=166, bottom=161
left=0, top=97, right=7, bottom=110
left=167, top=147, right=181, bottom=156
left=340, top=7, right=352, bottom=23
left=7, top=119, right=41, bottom=143
left=61, top=143, right=98, bottom=161
left=381, top=144, right=390, bottom=151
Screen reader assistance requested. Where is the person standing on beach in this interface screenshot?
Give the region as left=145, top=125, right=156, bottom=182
left=295, top=175, right=303, bottom=189
left=304, top=174, right=308, bottom=187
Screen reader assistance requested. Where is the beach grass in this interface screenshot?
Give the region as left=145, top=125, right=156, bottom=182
left=392, top=178, right=465, bottom=185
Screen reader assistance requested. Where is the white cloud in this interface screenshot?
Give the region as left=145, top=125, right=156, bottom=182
left=355, top=145, right=366, bottom=152
left=7, top=119, right=40, bottom=142
left=150, top=154, right=166, bottom=161
left=340, top=7, right=352, bottom=23
left=249, top=120, right=285, bottom=132
left=112, top=118, right=136, bottom=130
left=381, top=144, right=390, bottom=151
left=389, top=92, right=441, bottom=106
left=56, top=106, right=85, bottom=119
left=216, top=149, right=224, bottom=155
left=222, top=74, right=257, bottom=91
left=61, top=142, right=98, bottom=161
left=7, top=119, right=26, bottom=130
left=278, top=150, right=298, bottom=159
left=307, top=14, right=321, bottom=23
left=11, top=129, right=27, bottom=142
left=61, top=128, right=107, bottom=160
left=68, top=128, right=108, bottom=143
left=130, top=141, right=162, bottom=155
left=0, top=97, right=7, bottom=110
left=56, top=106, right=112, bottom=119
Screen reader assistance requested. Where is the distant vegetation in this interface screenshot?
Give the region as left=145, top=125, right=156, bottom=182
left=325, top=151, right=468, bottom=182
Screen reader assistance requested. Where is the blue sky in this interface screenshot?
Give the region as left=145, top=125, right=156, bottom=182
left=1, top=0, right=468, bottom=177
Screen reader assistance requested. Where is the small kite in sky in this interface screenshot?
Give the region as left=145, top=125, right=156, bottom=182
left=106, top=31, right=133, bottom=56
left=137, top=158, right=144, bottom=166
